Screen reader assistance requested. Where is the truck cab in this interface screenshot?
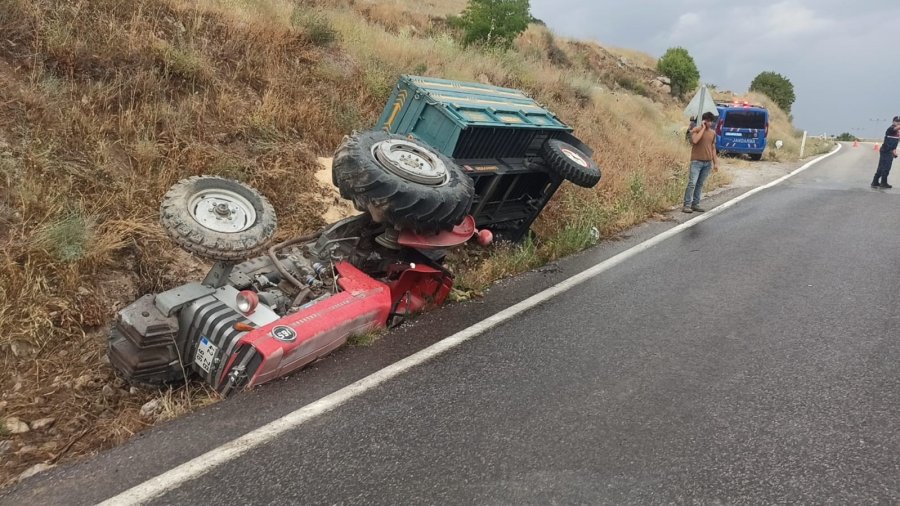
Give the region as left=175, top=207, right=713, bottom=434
left=714, top=102, right=769, bottom=161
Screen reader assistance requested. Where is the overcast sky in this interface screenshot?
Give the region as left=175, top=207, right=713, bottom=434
left=530, top=0, right=900, bottom=138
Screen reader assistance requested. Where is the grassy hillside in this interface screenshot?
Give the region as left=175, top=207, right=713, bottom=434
left=0, top=0, right=826, bottom=483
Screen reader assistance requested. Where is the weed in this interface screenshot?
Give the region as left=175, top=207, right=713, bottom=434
left=33, top=211, right=93, bottom=263
left=292, top=9, right=338, bottom=46
left=347, top=328, right=387, bottom=347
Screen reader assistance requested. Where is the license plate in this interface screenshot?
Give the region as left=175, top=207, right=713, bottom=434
left=195, top=336, right=218, bottom=374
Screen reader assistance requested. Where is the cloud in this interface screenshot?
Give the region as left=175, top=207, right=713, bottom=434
left=762, top=1, right=833, bottom=38
left=670, top=12, right=702, bottom=42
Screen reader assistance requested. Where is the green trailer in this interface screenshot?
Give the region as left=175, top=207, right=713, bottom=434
left=373, top=75, right=600, bottom=241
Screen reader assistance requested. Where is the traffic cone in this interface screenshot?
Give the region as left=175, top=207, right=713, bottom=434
left=853, top=140, right=859, bottom=147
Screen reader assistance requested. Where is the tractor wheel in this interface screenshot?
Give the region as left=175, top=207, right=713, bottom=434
left=541, top=139, right=601, bottom=188
left=332, top=131, right=474, bottom=232
left=160, top=176, right=277, bottom=261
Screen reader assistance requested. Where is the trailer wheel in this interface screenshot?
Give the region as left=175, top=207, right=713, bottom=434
left=160, top=176, right=277, bottom=261
left=332, top=131, right=474, bottom=232
left=541, top=139, right=601, bottom=188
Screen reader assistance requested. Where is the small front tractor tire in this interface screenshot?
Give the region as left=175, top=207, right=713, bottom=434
left=160, top=176, right=277, bottom=261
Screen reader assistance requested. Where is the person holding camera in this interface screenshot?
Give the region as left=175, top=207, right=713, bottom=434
left=682, top=111, right=719, bottom=213
left=871, top=116, right=900, bottom=189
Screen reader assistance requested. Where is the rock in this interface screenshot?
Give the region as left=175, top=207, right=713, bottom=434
left=140, top=399, right=161, bottom=418
left=0, top=400, right=7, bottom=412
left=4, top=417, right=30, bottom=434
left=129, top=387, right=140, bottom=395
left=30, top=417, right=56, bottom=431
left=40, top=441, right=59, bottom=452
left=662, top=85, right=671, bottom=94
left=101, top=384, right=115, bottom=397
left=16, top=445, right=37, bottom=455
left=0, top=440, right=12, bottom=456
left=76, top=286, right=91, bottom=296
left=17, top=463, right=55, bottom=481
left=657, top=76, right=671, bottom=85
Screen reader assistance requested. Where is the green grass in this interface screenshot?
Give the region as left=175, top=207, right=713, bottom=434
left=347, top=328, right=387, bottom=347
left=34, top=211, right=93, bottom=263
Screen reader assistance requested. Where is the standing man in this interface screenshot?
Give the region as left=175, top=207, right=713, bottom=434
left=682, top=111, right=719, bottom=213
left=871, top=116, right=900, bottom=188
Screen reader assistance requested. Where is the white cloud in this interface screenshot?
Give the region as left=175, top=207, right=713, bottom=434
left=762, top=1, right=833, bottom=38
left=670, top=12, right=703, bottom=42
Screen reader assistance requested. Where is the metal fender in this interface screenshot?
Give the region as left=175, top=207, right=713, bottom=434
left=387, top=264, right=453, bottom=322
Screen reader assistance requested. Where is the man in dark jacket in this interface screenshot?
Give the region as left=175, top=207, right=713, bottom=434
left=871, top=116, right=900, bottom=188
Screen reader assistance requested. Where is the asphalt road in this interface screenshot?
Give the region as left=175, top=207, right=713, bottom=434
left=5, top=142, right=900, bottom=504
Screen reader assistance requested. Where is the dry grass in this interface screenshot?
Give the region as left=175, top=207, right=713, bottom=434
left=0, top=0, right=817, bottom=485
left=0, top=0, right=385, bottom=484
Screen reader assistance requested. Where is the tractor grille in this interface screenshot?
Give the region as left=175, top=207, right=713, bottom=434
left=179, top=295, right=250, bottom=387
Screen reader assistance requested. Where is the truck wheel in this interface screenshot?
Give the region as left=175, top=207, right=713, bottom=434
left=160, top=176, right=277, bottom=261
left=332, top=131, right=474, bottom=232
left=749, top=153, right=763, bottom=161
left=541, top=139, right=601, bottom=188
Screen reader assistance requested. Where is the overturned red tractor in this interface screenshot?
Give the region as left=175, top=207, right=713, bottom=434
left=108, top=76, right=601, bottom=394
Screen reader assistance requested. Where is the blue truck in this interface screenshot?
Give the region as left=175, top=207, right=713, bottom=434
left=714, top=102, right=769, bottom=161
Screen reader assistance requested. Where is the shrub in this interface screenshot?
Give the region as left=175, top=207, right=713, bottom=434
left=750, top=71, right=795, bottom=114
left=291, top=9, right=338, bottom=47
left=656, top=47, right=699, bottom=96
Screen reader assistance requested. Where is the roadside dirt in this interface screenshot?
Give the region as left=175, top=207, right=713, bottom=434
left=315, top=157, right=360, bottom=223
left=722, top=156, right=804, bottom=188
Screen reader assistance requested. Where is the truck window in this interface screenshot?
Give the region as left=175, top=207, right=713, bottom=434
left=723, top=111, right=766, bottom=129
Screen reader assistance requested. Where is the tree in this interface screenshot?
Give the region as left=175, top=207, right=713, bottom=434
left=456, top=0, right=531, bottom=49
left=749, top=71, right=795, bottom=114
left=656, top=47, right=700, bottom=96
left=835, top=132, right=858, bottom=142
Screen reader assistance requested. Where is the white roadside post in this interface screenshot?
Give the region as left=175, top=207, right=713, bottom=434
left=800, top=130, right=808, bottom=158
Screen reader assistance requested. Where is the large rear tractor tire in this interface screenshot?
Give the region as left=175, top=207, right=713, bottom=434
left=160, top=176, right=277, bottom=261
left=541, top=139, right=601, bottom=188
left=332, top=131, right=474, bottom=232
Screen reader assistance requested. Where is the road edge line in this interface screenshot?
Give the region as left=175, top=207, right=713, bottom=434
left=98, top=143, right=841, bottom=506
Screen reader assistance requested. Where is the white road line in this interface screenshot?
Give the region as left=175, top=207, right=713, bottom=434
left=98, top=144, right=842, bottom=506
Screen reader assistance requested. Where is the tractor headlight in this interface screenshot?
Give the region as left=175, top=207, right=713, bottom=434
left=236, top=290, right=259, bottom=315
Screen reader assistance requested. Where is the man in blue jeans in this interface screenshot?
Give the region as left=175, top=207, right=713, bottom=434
left=683, top=111, right=719, bottom=213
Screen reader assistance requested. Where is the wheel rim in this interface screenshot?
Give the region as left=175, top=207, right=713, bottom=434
left=561, top=147, right=589, bottom=168
left=188, top=189, right=257, bottom=233
left=372, top=139, right=448, bottom=185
